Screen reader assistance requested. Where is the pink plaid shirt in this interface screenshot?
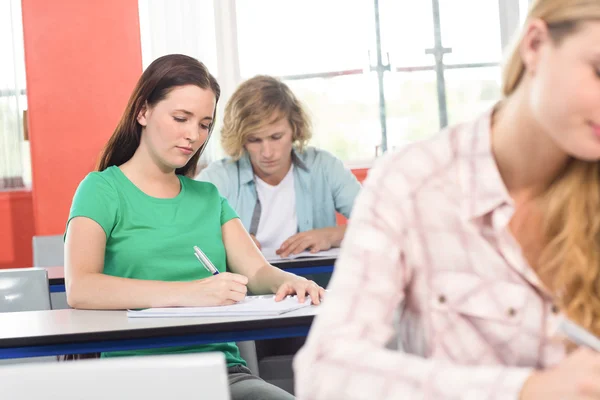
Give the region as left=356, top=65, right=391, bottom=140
left=294, top=110, right=566, bottom=399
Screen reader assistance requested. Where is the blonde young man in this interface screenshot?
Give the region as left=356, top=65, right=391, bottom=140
left=197, top=76, right=361, bottom=258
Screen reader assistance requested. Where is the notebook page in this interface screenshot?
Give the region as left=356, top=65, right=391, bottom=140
left=262, top=248, right=340, bottom=262
left=127, top=295, right=312, bottom=318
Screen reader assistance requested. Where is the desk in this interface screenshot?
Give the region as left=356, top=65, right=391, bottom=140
left=270, top=256, right=336, bottom=276
left=0, top=306, right=318, bottom=360
left=45, top=266, right=65, bottom=292
left=45, top=257, right=336, bottom=294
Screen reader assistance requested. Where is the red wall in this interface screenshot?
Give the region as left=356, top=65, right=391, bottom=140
left=351, top=168, right=368, bottom=183
left=0, top=191, right=34, bottom=269
left=0, top=0, right=142, bottom=269
left=336, top=168, right=368, bottom=225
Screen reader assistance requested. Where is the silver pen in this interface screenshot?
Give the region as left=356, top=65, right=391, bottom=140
left=193, top=246, right=220, bottom=275
left=557, top=317, right=600, bottom=351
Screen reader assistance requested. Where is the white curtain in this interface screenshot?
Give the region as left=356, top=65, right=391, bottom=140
left=0, top=0, right=28, bottom=190
left=138, top=0, right=224, bottom=166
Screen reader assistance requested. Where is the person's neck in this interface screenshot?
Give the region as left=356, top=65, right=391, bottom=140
left=492, top=86, right=570, bottom=203
left=119, top=146, right=180, bottom=196
left=254, top=159, right=293, bottom=186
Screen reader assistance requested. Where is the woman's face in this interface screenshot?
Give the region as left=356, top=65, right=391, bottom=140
left=137, top=84, right=216, bottom=171
left=524, top=20, right=600, bottom=161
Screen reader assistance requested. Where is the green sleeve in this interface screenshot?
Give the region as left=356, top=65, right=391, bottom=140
left=220, top=195, right=239, bottom=226
left=66, top=172, right=119, bottom=239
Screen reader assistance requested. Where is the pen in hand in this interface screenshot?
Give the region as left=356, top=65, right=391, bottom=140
left=193, top=246, right=220, bottom=276
left=557, top=317, right=600, bottom=352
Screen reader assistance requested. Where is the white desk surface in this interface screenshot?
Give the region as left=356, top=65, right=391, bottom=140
left=0, top=305, right=319, bottom=344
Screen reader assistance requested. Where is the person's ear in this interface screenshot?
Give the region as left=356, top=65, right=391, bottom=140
left=519, top=18, right=552, bottom=76
left=137, top=102, right=150, bottom=127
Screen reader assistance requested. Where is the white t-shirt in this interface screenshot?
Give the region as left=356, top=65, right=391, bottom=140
left=255, top=165, right=297, bottom=251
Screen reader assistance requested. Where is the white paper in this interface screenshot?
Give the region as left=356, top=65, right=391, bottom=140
left=127, top=295, right=312, bottom=318
left=262, top=248, right=340, bottom=262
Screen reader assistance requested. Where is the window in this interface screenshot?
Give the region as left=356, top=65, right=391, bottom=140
left=138, top=0, right=218, bottom=72
left=139, top=0, right=523, bottom=164
left=0, top=0, right=28, bottom=190
left=138, top=0, right=222, bottom=163
left=235, top=0, right=514, bottom=161
left=520, top=0, right=532, bottom=26
left=236, top=0, right=380, bottom=161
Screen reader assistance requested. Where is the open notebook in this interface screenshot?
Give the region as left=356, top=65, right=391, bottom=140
left=262, top=247, right=340, bottom=262
left=127, top=295, right=312, bottom=318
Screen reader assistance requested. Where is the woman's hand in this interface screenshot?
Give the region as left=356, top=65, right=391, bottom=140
left=182, top=272, right=248, bottom=306
left=520, top=347, right=600, bottom=399
left=274, top=276, right=326, bottom=305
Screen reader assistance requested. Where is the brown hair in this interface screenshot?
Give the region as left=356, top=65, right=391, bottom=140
left=96, top=54, right=220, bottom=177
left=220, top=75, right=312, bottom=160
left=503, top=0, right=600, bottom=335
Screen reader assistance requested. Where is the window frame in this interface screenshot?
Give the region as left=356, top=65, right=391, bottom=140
left=212, top=0, right=523, bottom=166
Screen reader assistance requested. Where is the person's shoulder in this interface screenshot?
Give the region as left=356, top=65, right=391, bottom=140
left=181, top=176, right=228, bottom=205
left=297, top=146, right=342, bottom=167
left=364, top=124, right=462, bottom=199
left=394, top=126, right=457, bottom=168
left=76, top=167, right=119, bottom=193
left=196, top=158, right=238, bottom=182
left=70, top=168, right=121, bottom=214
left=182, top=175, right=219, bottom=192
left=200, top=157, right=238, bottom=175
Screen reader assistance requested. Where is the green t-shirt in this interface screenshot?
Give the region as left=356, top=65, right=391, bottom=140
left=66, top=165, right=246, bottom=367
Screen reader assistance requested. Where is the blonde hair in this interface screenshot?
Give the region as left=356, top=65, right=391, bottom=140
left=220, top=76, right=312, bottom=160
left=503, top=0, right=600, bottom=335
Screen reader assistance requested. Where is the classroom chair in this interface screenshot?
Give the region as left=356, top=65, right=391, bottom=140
left=32, top=234, right=64, bottom=268
left=0, top=352, right=231, bottom=400
left=236, top=340, right=260, bottom=376
left=32, top=234, right=69, bottom=309
left=0, top=268, right=51, bottom=313
left=0, top=268, right=56, bottom=364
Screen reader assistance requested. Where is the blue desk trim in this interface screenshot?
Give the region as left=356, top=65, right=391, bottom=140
left=0, top=326, right=310, bottom=360
left=50, top=284, right=65, bottom=293
left=281, top=266, right=334, bottom=275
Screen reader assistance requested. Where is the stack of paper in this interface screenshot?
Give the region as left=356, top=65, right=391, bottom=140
left=127, top=295, right=312, bottom=318
left=262, top=248, right=340, bottom=262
